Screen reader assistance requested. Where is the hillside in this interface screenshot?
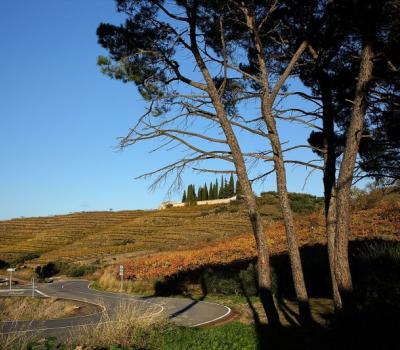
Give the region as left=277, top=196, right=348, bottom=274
left=1, top=191, right=398, bottom=272
left=0, top=204, right=249, bottom=265
left=121, top=194, right=400, bottom=281
left=0, top=193, right=321, bottom=265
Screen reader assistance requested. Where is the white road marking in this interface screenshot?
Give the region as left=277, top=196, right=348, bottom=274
left=35, top=289, right=49, bottom=297
left=190, top=304, right=232, bottom=327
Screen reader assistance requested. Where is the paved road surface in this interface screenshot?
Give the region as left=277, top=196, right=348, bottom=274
left=0, top=280, right=230, bottom=339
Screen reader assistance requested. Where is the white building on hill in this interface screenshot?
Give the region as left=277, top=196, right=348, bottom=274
left=159, top=195, right=237, bottom=210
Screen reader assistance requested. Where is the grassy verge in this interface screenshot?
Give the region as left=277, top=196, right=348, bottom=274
left=20, top=321, right=259, bottom=350
left=162, top=322, right=257, bottom=350
left=0, top=297, right=99, bottom=321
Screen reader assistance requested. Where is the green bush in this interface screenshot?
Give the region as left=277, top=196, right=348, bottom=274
left=258, top=191, right=323, bottom=214
left=201, top=264, right=275, bottom=296
left=214, top=206, right=227, bottom=214
left=13, top=253, right=40, bottom=265
left=202, top=268, right=241, bottom=295
left=353, top=240, right=400, bottom=311
left=66, top=265, right=97, bottom=277
left=0, top=259, right=9, bottom=269
left=288, top=192, right=323, bottom=214
left=258, top=192, right=279, bottom=205
left=55, top=262, right=97, bottom=277
left=35, top=262, right=59, bottom=279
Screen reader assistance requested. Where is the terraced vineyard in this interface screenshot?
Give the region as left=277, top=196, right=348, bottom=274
left=4, top=190, right=392, bottom=269
left=0, top=204, right=252, bottom=264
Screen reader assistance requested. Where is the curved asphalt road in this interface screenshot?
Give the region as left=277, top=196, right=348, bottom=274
left=0, top=280, right=231, bottom=338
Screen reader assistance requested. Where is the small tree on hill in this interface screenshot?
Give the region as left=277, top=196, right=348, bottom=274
left=236, top=179, right=241, bottom=197
left=209, top=182, right=214, bottom=200
left=182, top=190, right=187, bottom=203
left=228, top=174, right=235, bottom=197
left=219, top=176, right=225, bottom=199
left=204, top=183, right=209, bottom=200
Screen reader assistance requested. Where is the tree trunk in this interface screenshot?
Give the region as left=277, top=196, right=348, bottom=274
left=242, top=9, right=310, bottom=323
left=187, top=10, right=281, bottom=326
left=320, top=76, right=343, bottom=311
left=335, top=43, right=374, bottom=307
left=326, top=188, right=342, bottom=311
left=209, top=87, right=281, bottom=326
left=263, top=104, right=311, bottom=324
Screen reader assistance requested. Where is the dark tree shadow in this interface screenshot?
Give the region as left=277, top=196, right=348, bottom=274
left=153, top=239, right=400, bottom=349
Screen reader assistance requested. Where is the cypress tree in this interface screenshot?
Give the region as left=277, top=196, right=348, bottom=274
left=225, top=176, right=230, bottom=198
left=209, top=182, right=213, bottom=199
left=236, top=179, right=242, bottom=196
left=228, top=174, right=235, bottom=197
left=215, top=179, right=219, bottom=199
left=197, top=187, right=201, bottom=200
left=204, top=183, right=209, bottom=200
left=192, top=184, right=197, bottom=201
left=187, top=185, right=193, bottom=202
left=182, top=190, right=187, bottom=202
left=219, top=176, right=225, bottom=198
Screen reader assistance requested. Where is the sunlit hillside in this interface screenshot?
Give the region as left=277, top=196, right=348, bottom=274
left=0, top=203, right=252, bottom=264
left=1, top=190, right=397, bottom=270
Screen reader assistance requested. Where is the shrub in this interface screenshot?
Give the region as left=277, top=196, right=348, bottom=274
left=238, top=264, right=259, bottom=296
left=0, top=260, right=9, bottom=269
left=214, top=206, right=227, bottom=214
left=202, top=268, right=241, bottom=295
left=258, top=192, right=279, bottom=205
left=67, top=265, right=97, bottom=277
left=288, top=192, right=323, bottom=214
left=55, top=262, right=97, bottom=277
left=353, top=240, right=400, bottom=311
left=200, top=264, right=275, bottom=296
left=35, top=262, right=59, bottom=279
left=13, top=253, right=40, bottom=265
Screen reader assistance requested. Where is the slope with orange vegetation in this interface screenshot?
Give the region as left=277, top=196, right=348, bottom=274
left=121, top=198, right=400, bottom=281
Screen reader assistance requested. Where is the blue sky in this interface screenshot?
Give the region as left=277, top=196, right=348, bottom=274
left=0, top=0, right=324, bottom=220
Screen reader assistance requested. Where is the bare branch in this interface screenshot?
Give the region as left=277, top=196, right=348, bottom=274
left=193, top=168, right=237, bottom=174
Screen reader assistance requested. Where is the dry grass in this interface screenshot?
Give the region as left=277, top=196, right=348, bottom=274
left=66, top=300, right=166, bottom=349
left=0, top=299, right=163, bottom=350
left=96, top=267, right=155, bottom=295
left=0, top=297, right=98, bottom=321
left=0, top=328, right=40, bottom=350
left=0, top=298, right=44, bottom=350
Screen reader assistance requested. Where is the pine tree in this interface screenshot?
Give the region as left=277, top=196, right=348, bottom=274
left=182, top=190, right=187, bottom=202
